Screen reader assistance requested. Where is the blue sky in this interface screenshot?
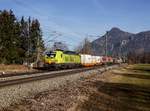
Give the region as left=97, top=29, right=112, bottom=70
left=0, top=0, right=150, bottom=49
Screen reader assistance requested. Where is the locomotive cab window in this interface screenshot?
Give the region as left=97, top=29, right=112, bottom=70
left=46, top=52, right=56, bottom=58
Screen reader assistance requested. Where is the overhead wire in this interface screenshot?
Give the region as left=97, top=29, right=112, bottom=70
left=13, top=0, right=100, bottom=49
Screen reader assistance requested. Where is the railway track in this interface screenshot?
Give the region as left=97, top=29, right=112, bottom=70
left=0, top=65, right=113, bottom=88
left=0, top=68, right=59, bottom=78
left=0, top=66, right=100, bottom=78
left=0, top=65, right=101, bottom=78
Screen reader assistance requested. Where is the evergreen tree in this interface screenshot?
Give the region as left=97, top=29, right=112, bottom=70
left=20, top=16, right=29, bottom=63
left=0, top=10, right=45, bottom=64
left=20, top=17, right=28, bottom=51
left=29, top=19, right=44, bottom=62
left=0, top=10, right=20, bottom=64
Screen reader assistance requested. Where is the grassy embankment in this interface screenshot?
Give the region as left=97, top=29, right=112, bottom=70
left=78, top=64, right=150, bottom=111
left=0, top=64, right=33, bottom=74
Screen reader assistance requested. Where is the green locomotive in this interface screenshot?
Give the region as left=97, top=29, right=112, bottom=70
left=43, top=50, right=81, bottom=68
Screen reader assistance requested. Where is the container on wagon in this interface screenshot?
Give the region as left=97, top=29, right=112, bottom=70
left=80, top=54, right=94, bottom=67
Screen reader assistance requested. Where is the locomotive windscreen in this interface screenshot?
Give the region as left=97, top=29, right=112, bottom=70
left=45, top=51, right=56, bottom=58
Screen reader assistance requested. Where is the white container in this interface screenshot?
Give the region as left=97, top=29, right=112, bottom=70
left=80, top=54, right=104, bottom=66
left=91, top=56, right=97, bottom=65
left=80, top=54, right=93, bottom=66
left=99, top=56, right=103, bottom=63
left=95, top=56, right=101, bottom=64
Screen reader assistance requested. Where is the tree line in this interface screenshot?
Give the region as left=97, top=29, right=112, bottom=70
left=127, top=52, right=150, bottom=64
left=0, top=10, right=44, bottom=64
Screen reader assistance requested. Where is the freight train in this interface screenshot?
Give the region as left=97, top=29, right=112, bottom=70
left=35, top=49, right=120, bottom=69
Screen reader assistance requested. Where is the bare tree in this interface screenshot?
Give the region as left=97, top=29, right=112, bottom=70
left=51, top=42, right=68, bottom=51
left=75, top=38, right=92, bottom=54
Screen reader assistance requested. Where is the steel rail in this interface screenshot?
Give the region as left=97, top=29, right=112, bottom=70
left=0, top=65, right=106, bottom=88
left=0, top=66, right=96, bottom=78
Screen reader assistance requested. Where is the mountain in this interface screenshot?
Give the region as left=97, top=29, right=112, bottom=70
left=91, top=27, right=150, bottom=57
left=128, top=31, right=150, bottom=54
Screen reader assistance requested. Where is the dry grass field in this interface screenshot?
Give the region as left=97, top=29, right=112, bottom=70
left=77, top=64, right=150, bottom=111
left=0, top=64, right=35, bottom=74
